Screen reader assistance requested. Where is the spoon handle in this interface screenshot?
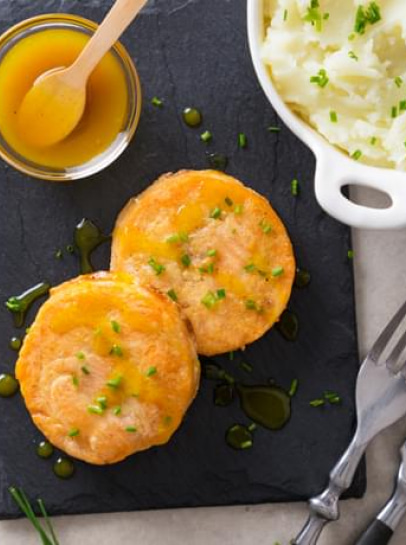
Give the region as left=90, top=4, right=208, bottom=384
left=72, top=0, right=147, bottom=82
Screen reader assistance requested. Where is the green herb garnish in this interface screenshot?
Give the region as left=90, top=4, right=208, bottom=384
left=238, top=133, right=247, bottom=148
left=225, top=196, right=233, bottom=207
left=72, top=375, right=79, bottom=387
left=330, top=110, right=338, bottom=123
left=81, top=366, right=90, bottom=375
left=348, top=50, right=358, bottom=61
left=76, top=351, right=85, bottom=360
left=271, top=266, right=284, bottom=277
left=351, top=150, right=362, bottom=161
left=87, top=405, right=104, bottom=415
left=207, top=249, right=217, bottom=257
left=167, top=289, right=178, bottom=301
left=395, top=76, right=403, bottom=88
left=216, top=288, right=226, bottom=300
left=54, top=249, right=63, bottom=260
left=113, top=406, right=122, bottom=416
left=310, top=68, right=329, bottom=88
left=291, top=178, right=299, bottom=196
left=289, top=379, right=299, bottom=397
left=234, top=204, right=243, bottom=215
left=268, top=126, right=281, bottom=133
left=97, top=396, right=108, bottom=410
left=68, top=428, right=79, bottom=438
left=259, top=220, right=272, bottom=234
left=392, top=106, right=398, bottom=118
left=354, top=2, right=381, bottom=35
left=181, top=254, right=191, bottom=267
left=201, top=130, right=212, bottom=143
left=146, top=366, right=157, bottom=377
left=239, top=361, right=253, bottom=373
left=110, top=344, right=123, bottom=357
left=148, top=257, right=166, bottom=275
left=107, top=375, right=123, bottom=389
left=210, top=207, right=222, bottom=219
left=310, top=399, right=325, bottom=407
left=151, top=96, right=164, bottom=108
left=126, top=426, right=137, bottom=433
left=111, top=320, right=121, bottom=333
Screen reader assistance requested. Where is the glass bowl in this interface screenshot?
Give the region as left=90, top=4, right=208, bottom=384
left=0, top=14, right=142, bottom=181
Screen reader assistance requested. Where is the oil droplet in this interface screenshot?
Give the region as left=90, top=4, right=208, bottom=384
left=5, top=283, right=50, bottom=328
left=226, top=424, right=253, bottom=450
left=9, top=336, right=22, bottom=351
left=207, top=152, right=228, bottom=171
left=276, top=310, right=299, bottom=341
left=0, top=374, right=19, bottom=397
left=36, top=441, right=54, bottom=459
left=236, top=384, right=291, bottom=430
left=74, top=218, right=110, bottom=274
left=295, top=268, right=311, bottom=289
left=214, top=383, right=234, bottom=407
left=182, top=107, right=202, bottom=127
left=53, top=457, right=75, bottom=479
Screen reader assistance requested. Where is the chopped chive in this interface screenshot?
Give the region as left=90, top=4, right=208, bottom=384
left=110, top=344, right=123, bottom=357
left=181, top=254, right=191, bottom=267
left=210, top=207, right=222, bottom=219
left=395, top=76, right=403, bottom=88
left=111, top=320, right=121, bottom=333
left=216, top=288, right=226, bottom=300
left=400, top=100, right=406, bottom=111
left=167, top=289, right=178, bottom=301
left=248, top=423, right=257, bottom=432
left=289, top=379, right=299, bottom=397
left=87, top=405, right=104, bottom=415
left=239, top=361, right=253, bottom=373
left=348, top=50, right=358, bottom=61
left=351, top=150, right=362, bottom=160
left=354, top=2, right=381, bottom=35
left=370, top=136, right=377, bottom=145
left=76, top=351, right=85, bottom=360
left=126, top=426, right=137, bottom=433
left=241, top=440, right=253, bottom=449
left=392, top=106, right=398, bottom=118
left=151, top=96, right=163, bottom=108
left=404, top=140, right=406, bottom=149
left=81, top=366, right=90, bottom=375
left=310, top=68, right=329, bottom=88
left=268, top=126, right=281, bottom=133
left=244, top=263, right=256, bottom=273
left=107, top=375, right=123, bottom=389
left=200, top=130, right=212, bottom=143
left=72, top=375, right=79, bottom=387
left=113, top=406, right=122, bottom=416
left=146, top=366, right=157, bottom=377
left=271, top=266, right=284, bottom=277
left=225, top=196, right=233, bottom=206
left=259, top=220, right=272, bottom=234
left=148, top=257, right=166, bottom=275
left=348, top=249, right=355, bottom=259
left=283, top=8, right=288, bottom=21
left=245, top=299, right=258, bottom=310
left=97, top=396, right=108, bottom=410
left=310, top=399, right=325, bottom=407
left=55, top=249, right=63, bottom=260
left=201, top=291, right=218, bottom=309
left=207, top=249, right=217, bottom=257
left=291, top=178, right=299, bottom=196
left=68, top=428, right=79, bottom=438
left=329, top=110, right=338, bottom=123
left=207, top=263, right=214, bottom=274
left=234, top=204, right=243, bottom=215
left=238, top=133, right=247, bottom=148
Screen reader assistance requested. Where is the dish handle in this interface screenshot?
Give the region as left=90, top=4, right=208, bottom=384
left=314, top=152, right=406, bottom=229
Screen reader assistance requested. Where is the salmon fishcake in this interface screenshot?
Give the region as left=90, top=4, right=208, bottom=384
left=16, top=272, right=200, bottom=465
left=111, top=170, right=295, bottom=355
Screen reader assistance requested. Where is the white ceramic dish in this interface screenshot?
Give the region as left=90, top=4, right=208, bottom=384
left=247, top=0, right=406, bottom=230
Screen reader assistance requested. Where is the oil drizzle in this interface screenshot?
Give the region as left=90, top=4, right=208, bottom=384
left=207, top=152, right=228, bottom=171
left=5, top=282, right=50, bottom=327
left=0, top=374, right=19, bottom=398
left=226, top=424, right=253, bottom=450
left=9, top=336, right=22, bottom=351
left=74, top=218, right=110, bottom=274
left=53, top=457, right=75, bottom=479
left=36, top=441, right=54, bottom=459
left=276, top=310, right=299, bottom=341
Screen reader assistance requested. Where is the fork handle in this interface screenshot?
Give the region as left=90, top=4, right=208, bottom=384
left=293, top=435, right=366, bottom=545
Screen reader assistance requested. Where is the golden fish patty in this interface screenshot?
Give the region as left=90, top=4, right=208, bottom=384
left=111, top=170, right=295, bottom=355
left=16, top=272, right=200, bottom=465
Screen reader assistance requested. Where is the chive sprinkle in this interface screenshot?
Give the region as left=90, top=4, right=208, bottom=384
left=351, top=150, right=362, bottom=161
left=181, top=254, right=191, bottom=267
left=248, top=423, right=257, bottom=432
left=126, top=426, right=137, bottom=433
left=238, top=133, right=247, bottom=148
left=151, top=96, right=163, bottom=108
left=370, top=136, right=377, bottom=145
left=111, top=320, right=121, bottom=333
left=107, top=375, right=123, bottom=389
left=392, top=106, right=398, bottom=118
left=68, top=428, right=79, bottom=438
left=400, top=100, right=406, bottom=111
left=239, top=361, right=253, bottom=373
left=97, top=396, right=107, bottom=409
left=310, top=68, right=329, bottom=88
left=310, top=399, right=325, bottom=407
left=206, top=249, right=217, bottom=257
left=245, top=299, right=258, bottom=310
left=201, top=291, right=218, bottom=309
left=289, top=379, right=299, bottom=397
left=348, top=249, right=355, bottom=259
left=283, top=8, right=288, bottom=21
left=72, top=375, right=79, bottom=387
left=348, top=50, right=358, bottom=61
left=234, top=204, right=243, bottom=215
left=395, top=76, right=404, bottom=88
left=87, top=405, right=104, bottom=415
left=216, top=288, right=226, bottom=300
left=148, top=258, right=166, bottom=275
left=200, top=130, right=212, bottom=143
left=167, top=289, right=178, bottom=301
left=291, top=179, right=299, bottom=196
left=210, top=207, right=222, bottom=219
left=76, top=351, right=85, bottom=360
left=244, top=263, right=256, bottom=273
left=110, top=344, right=123, bottom=357
left=225, top=196, right=233, bottom=206
left=354, top=2, right=381, bottom=35
left=81, top=366, right=90, bottom=375
left=146, top=366, right=157, bottom=377
left=259, top=220, right=272, bottom=234
left=268, top=126, right=281, bottom=133
left=113, top=406, right=122, bottom=416
left=329, top=110, right=338, bottom=123
left=271, top=266, right=284, bottom=277
left=55, top=249, right=63, bottom=260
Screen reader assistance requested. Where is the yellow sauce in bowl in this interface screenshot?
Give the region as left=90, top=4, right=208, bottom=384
left=0, top=22, right=136, bottom=173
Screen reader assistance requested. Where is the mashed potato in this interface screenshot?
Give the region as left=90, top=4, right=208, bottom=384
left=262, top=0, right=406, bottom=169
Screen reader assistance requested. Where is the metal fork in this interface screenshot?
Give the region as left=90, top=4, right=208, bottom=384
left=293, top=300, right=406, bottom=545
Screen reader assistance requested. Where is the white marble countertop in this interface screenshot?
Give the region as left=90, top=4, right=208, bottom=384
left=2, top=189, right=406, bottom=544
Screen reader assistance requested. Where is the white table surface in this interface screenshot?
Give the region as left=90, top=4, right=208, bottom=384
left=2, top=189, right=406, bottom=545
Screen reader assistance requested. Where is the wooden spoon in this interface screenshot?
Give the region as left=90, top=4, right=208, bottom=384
left=18, top=0, right=147, bottom=148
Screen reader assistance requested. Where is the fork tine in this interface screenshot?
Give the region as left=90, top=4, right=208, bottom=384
left=369, top=300, right=406, bottom=363
left=386, top=328, right=406, bottom=372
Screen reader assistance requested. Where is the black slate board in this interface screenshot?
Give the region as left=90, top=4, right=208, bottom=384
left=0, top=0, right=365, bottom=518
